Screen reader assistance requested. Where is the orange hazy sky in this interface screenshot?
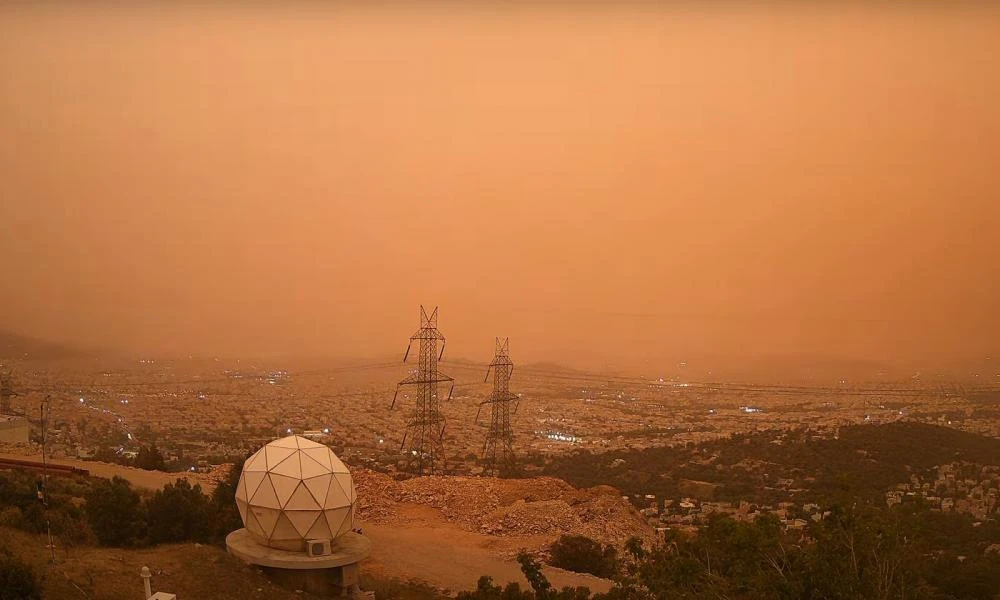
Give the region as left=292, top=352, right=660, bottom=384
left=1, top=3, right=998, bottom=372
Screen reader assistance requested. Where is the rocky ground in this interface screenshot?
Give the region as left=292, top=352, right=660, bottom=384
left=354, top=469, right=653, bottom=551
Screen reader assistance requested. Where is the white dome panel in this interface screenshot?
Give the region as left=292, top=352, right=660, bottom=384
left=301, top=447, right=333, bottom=470
left=265, top=445, right=296, bottom=470
left=270, top=473, right=299, bottom=507
left=252, top=505, right=281, bottom=538
left=235, top=476, right=248, bottom=503
left=334, top=473, right=356, bottom=503
left=303, top=474, right=331, bottom=505
left=323, top=506, right=350, bottom=535
left=336, top=506, right=354, bottom=537
left=243, top=470, right=267, bottom=500
left=300, top=453, right=329, bottom=479
left=270, top=454, right=302, bottom=479
left=244, top=451, right=268, bottom=472
left=286, top=483, right=321, bottom=511
left=269, top=437, right=300, bottom=449
left=286, top=510, right=321, bottom=537
left=271, top=513, right=300, bottom=541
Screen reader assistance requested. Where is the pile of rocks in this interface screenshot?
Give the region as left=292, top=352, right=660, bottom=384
left=352, top=468, right=652, bottom=548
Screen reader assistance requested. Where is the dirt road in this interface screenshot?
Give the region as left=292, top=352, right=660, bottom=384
left=0, top=452, right=214, bottom=491
left=362, top=521, right=612, bottom=593
left=360, top=504, right=613, bottom=593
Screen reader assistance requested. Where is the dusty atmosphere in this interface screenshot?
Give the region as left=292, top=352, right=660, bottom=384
left=2, top=3, right=999, bottom=377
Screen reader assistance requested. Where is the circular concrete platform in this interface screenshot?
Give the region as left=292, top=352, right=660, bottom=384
left=226, top=529, right=371, bottom=570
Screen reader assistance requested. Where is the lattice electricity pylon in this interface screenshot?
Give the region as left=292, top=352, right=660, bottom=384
left=476, top=338, right=520, bottom=477
left=390, top=306, right=454, bottom=474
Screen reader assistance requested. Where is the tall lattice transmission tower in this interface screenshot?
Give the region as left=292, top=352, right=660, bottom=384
left=391, top=306, right=454, bottom=474
left=0, top=370, right=14, bottom=416
left=476, top=338, right=519, bottom=477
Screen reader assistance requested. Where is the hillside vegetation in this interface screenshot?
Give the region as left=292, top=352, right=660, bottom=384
left=542, top=422, right=1000, bottom=504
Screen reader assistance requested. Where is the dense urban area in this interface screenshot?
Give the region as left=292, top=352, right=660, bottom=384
left=1, top=333, right=999, bottom=599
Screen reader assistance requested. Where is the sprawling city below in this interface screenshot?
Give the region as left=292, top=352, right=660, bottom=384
left=2, top=337, right=999, bottom=599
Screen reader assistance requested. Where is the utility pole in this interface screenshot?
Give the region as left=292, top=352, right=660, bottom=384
left=477, top=338, right=519, bottom=477
left=391, top=306, right=454, bottom=474
left=40, top=395, right=55, bottom=562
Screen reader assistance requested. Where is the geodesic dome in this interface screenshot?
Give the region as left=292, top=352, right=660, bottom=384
left=235, top=435, right=356, bottom=551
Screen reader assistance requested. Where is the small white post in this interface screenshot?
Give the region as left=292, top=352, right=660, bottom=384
left=140, top=566, right=152, bottom=600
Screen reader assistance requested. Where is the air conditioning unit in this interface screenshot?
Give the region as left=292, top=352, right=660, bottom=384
left=307, top=539, right=332, bottom=557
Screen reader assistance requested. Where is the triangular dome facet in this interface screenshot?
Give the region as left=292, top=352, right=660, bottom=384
left=325, top=476, right=350, bottom=508
left=300, top=453, right=329, bottom=479
left=285, top=510, right=321, bottom=537
left=243, top=470, right=267, bottom=500
left=269, top=436, right=300, bottom=449
left=244, top=450, right=268, bottom=472
left=270, top=453, right=302, bottom=479
left=301, top=447, right=333, bottom=470
left=286, top=482, right=321, bottom=511
left=270, top=473, right=299, bottom=507
left=251, top=475, right=280, bottom=508
left=264, top=446, right=297, bottom=470
left=303, top=474, right=332, bottom=506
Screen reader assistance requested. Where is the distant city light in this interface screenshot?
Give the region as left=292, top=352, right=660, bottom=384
left=542, top=431, right=578, bottom=443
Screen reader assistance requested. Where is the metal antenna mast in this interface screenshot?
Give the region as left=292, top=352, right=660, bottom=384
left=391, top=306, right=454, bottom=474
left=476, top=338, right=519, bottom=477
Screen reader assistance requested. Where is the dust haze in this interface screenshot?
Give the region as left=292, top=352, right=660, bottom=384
left=1, top=3, right=998, bottom=376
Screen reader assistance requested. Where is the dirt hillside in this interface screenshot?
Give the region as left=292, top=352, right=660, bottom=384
left=354, top=470, right=654, bottom=549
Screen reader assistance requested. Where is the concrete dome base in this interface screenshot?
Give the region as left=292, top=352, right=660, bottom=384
left=226, top=528, right=371, bottom=597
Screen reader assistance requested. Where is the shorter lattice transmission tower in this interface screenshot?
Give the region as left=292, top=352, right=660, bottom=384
left=391, top=306, right=454, bottom=474
left=476, top=338, right=520, bottom=477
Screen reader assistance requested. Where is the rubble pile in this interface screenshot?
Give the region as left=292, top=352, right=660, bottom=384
left=352, top=468, right=652, bottom=547
left=480, top=499, right=581, bottom=536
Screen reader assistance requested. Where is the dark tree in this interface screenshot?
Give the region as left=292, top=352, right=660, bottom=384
left=135, top=444, right=166, bottom=471
left=210, top=453, right=249, bottom=542
left=146, top=478, right=211, bottom=544
left=517, top=552, right=552, bottom=599
left=84, top=476, right=146, bottom=547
